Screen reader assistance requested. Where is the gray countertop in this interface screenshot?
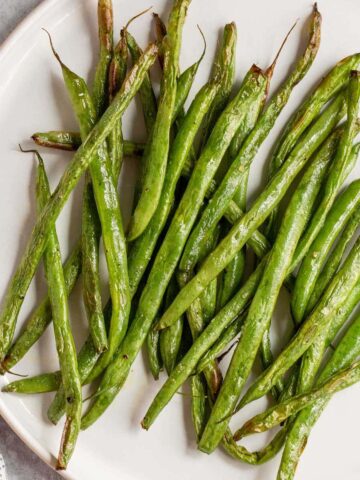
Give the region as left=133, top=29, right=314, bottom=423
left=0, top=5, right=61, bottom=480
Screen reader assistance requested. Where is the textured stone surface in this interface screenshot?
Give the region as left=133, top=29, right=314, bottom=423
left=0, top=3, right=61, bottom=478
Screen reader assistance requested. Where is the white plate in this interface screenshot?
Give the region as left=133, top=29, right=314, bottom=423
left=1, top=0, right=360, bottom=479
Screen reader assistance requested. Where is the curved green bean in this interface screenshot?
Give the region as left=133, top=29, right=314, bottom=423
left=32, top=131, right=143, bottom=156
left=127, top=0, right=191, bottom=240
left=36, top=155, right=81, bottom=470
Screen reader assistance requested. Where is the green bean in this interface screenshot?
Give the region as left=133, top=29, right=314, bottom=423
left=288, top=72, right=360, bottom=272
left=292, top=178, right=360, bottom=324
left=47, top=334, right=106, bottom=424
left=127, top=80, right=219, bottom=296
left=268, top=21, right=358, bottom=181
left=200, top=278, right=218, bottom=324
left=238, top=233, right=360, bottom=410
left=153, top=13, right=167, bottom=69
left=32, top=131, right=143, bottom=156
left=307, top=208, right=360, bottom=314
left=217, top=227, right=245, bottom=309
left=0, top=244, right=81, bottom=374
left=152, top=11, right=204, bottom=119
left=46, top=301, right=112, bottom=424
left=146, top=328, right=163, bottom=380
left=198, top=117, right=337, bottom=454
left=199, top=22, right=237, bottom=150
left=3, top=371, right=62, bottom=394
left=230, top=22, right=296, bottom=211
left=2, top=327, right=105, bottom=402
left=157, top=93, right=345, bottom=332
left=107, top=27, right=127, bottom=180
left=0, top=42, right=157, bottom=363
left=234, top=358, right=360, bottom=441
left=87, top=1, right=115, bottom=352
left=92, top=0, right=113, bottom=117
left=197, top=311, right=247, bottom=374
left=174, top=55, right=204, bottom=120
left=127, top=0, right=191, bottom=240
left=278, top=286, right=360, bottom=480
left=179, top=10, right=322, bottom=278
left=51, top=40, right=131, bottom=378
left=126, top=29, right=157, bottom=133
left=223, top=429, right=289, bottom=465
left=178, top=227, right=223, bottom=436
left=35, top=155, right=81, bottom=470
left=142, top=261, right=266, bottom=430
left=198, top=225, right=221, bottom=324
left=81, top=177, right=107, bottom=353
left=160, top=277, right=184, bottom=375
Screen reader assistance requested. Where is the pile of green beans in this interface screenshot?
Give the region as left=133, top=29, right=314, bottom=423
left=2, top=1, right=360, bottom=477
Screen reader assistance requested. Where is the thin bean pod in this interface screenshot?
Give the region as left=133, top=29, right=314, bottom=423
left=47, top=301, right=112, bottom=424
left=126, top=30, right=157, bottom=133
left=36, top=155, right=81, bottom=470
left=146, top=327, right=163, bottom=380
left=198, top=117, right=337, bottom=453
left=0, top=43, right=157, bottom=363
left=127, top=0, right=192, bottom=240
left=32, top=131, right=143, bottom=156
left=160, top=277, right=184, bottom=375
left=157, top=93, right=346, bottom=331
left=107, top=27, right=127, bottom=180
left=197, top=311, right=247, bottom=373
left=179, top=9, right=322, bottom=278
left=92, top=0, right=113, bottom=117
left=152, top=11, right=204, bottom=120
left=199, top=22, right=237, bottom=150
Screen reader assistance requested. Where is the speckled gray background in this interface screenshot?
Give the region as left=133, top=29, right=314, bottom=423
left=0, top=3, right=61, bottom=478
